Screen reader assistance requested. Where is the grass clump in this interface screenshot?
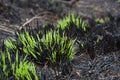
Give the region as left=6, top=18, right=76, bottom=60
left=12, top=60, right=38, bottom=80
left=1, top=13, right=82, bottom=79
left=36, top=30, right=75, bottom=78
left=95, top=17, right=110, bottom=24
left=57, top=14, right=88, bottom=39
left=2, top=29, right=75, bottom=77
left=36, top=30, right=75, bottom=66
left=3, top=30, right=75, bottom=67
left=0, top=50, right=39, bottom=80
left=58, top=14, right=87, bottom=31
left=4, top=31, right=38, bottom=59
left=16, top=31, right=37, bottom=59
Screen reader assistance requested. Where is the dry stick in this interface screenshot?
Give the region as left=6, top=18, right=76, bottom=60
left=19, top=16, right=43, bottom=30
left=19, top=11, right=54, bottom=30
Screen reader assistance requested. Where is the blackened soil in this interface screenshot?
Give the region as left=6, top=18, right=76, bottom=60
left=0, top=0, right=120, bottom=80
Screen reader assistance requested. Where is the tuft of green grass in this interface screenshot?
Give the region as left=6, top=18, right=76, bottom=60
left=57, top=14, right=88, bottom=39
left=3, top=29, right=75, bottom=66
left=18, top=31, right=37, bottom=58
left=57, top=13, right=87, bottom=31
left=12, top=61, right=38, bottom=80
left=4, top=31, right=38, bottom=59
left=2, top=29, right=75, bottom=78
left=0, top=50, right=39, bottom=80
left=95, top=17, right=110, bottom=24
left=35, top=30, right=75, bottom=66
left=2, top=13, right=83, bottom=78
